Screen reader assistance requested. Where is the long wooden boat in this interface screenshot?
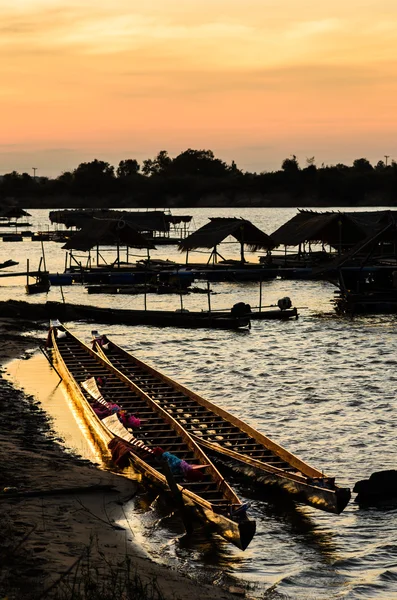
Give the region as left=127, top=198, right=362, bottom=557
left=94, top=337, right=351, bottom=514
left=45, top=301, right=250, bottom=330
left=48, top=325, right=256, bottom=550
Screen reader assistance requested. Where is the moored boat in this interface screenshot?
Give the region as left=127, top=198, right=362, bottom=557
left=45, top=301, right=250, bottom=330
left=48, top=324, right=256, bottom=550
left=94, top=336, right=350, bottom=514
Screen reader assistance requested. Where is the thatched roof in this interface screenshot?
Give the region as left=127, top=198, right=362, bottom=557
left=178, top=217, right=275, bottom=252
left=312, top=214, right=397, bottom=275
left=50, top=209, right=169, bottom=233
left=0, top=207, right=31, bottom=219
left=62, top=216, right=156, bottom=251
left=166, top=214, right=192, bottom=225
left=270, top=210, right=396, bottom=249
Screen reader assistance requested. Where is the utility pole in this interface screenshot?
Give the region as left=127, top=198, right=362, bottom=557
left=384, top=155, right=390, bottom=167
left=32, top=167, right=37, bottom=179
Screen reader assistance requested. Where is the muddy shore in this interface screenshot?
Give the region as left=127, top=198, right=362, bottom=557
left=0, top=318, right=247, bottom=600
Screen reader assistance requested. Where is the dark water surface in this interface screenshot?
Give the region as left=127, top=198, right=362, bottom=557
left=4, top=208, right=397, bottom=599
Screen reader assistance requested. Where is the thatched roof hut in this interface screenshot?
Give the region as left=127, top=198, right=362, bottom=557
left=62, top=216, right=156, bottom=252
left=51, top=209, right=169, bottom=233
left=179, top=217, right=275, bottom=263
left=271, top=210, right=396, bottom=250
left=0, top=207, right=31, bottom=219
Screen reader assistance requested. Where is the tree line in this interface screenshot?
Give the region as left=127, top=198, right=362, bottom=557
left=1, top=150, right=397, bottom=208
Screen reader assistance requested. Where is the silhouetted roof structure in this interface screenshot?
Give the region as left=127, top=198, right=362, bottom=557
left=50, top=209, right=169, bottom=233
left=178, top=217, right=275, bottom=252
left=0, top=207, right=31, bottom=219
left=311, top=211, right=397, bottom=273
left=166, top=214, right=192, bottom=225
left=62, top=216, right=156, bottom=251
left=270, top=210, right=397, bottom=249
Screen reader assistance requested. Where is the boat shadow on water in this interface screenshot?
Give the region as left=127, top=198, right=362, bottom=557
left=232, top=483, right=339, bottom=562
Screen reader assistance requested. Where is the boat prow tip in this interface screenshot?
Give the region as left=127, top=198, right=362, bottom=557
left=238, top=519, right=256, bottom=551
left=336, top=487, right=351, bottom=514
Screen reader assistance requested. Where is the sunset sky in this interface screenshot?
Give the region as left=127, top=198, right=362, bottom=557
left=1, top=0, right=397, bottom=177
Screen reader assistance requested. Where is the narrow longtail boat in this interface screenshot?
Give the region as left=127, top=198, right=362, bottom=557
left=94, top=336, right=351, bottom=514
left=48, top=324, right=256, bottom=551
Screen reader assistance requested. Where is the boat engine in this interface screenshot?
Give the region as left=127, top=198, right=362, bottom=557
left=231, top=302, right=251, bottom=316
left=277, top=297, right=292, bottom=311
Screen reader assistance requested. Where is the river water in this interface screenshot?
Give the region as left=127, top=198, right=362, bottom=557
left=3, top=207, right=397, bottom=599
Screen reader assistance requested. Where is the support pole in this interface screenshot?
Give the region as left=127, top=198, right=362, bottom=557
left=207, top=281, right=211, bottom=314
left=259, top=278, right=262, bottom=313
left=40, top=240, right=47, bottom=272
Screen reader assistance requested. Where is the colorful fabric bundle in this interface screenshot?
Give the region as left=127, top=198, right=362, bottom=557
left=92, top=402, right=112, bottom=419
left=162, top=452, right=204, bottom=481
left=108, top=438, right=131, bottom=468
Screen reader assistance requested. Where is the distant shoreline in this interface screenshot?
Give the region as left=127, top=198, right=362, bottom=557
left=15, top=193, right=397, bottom=210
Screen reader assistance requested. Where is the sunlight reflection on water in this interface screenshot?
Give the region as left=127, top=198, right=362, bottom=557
left=3, top=207, right=397, bottom=599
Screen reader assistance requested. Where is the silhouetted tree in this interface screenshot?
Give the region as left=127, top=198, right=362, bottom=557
left=117, top=159, right=140, bottom=178
left=281, top=155, right=300, bottom=172
left=353, top=158, right=373, bottom=172
left=142, top=150, right=171, bottom=176
left=169, top=149, right=230, bottom=178
left=72, top=160, right=115, bottom=195
left=375, top=160, right=386, bottom=171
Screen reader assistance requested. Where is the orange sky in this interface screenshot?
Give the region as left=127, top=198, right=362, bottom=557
left=1, top=0, right=397, bottom=177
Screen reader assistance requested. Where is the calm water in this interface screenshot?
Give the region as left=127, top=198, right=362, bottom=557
left=4, top=208, right=397, bottom=599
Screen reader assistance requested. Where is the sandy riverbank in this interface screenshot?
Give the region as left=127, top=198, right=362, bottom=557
left=0, top=318, right=248, bottom=600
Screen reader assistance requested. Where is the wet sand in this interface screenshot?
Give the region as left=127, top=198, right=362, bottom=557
left=0, top=318, right=243, bottom=600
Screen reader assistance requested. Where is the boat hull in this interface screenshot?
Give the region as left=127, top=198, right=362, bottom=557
left=49, top=327, right=255, bottom=550
left=97, top=339, right=351, bottom=515
left=46, top=301, right=250, bottom=330
left=201, top=446, right=351, bottom=514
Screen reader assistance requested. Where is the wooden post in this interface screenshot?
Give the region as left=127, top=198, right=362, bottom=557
left=186, top=249, right=189, bottom=265
left=240, top=224, right=245, bottom=264
left=26, top=258, right=29, bottom=287
left=207, top=281, right=211, bottom=314
left=40, top=240, right=47, bottom=272
left=240, top=241, right=245, bottom=264
left=144, top=274, right=147, bottom=311
left=64, top=252, right=68, bottom=272
left=60, top=282, right=65, bottom=303
left=259, top=278, right=262, bottom=313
